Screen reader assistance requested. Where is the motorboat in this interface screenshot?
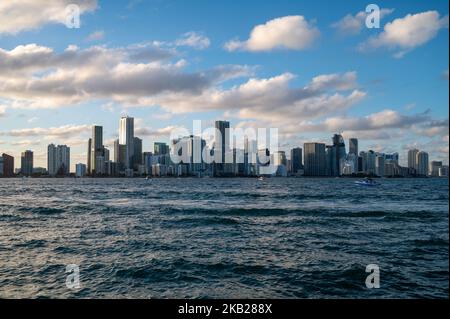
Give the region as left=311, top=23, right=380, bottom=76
left=354, top=178, right=379, bottom=186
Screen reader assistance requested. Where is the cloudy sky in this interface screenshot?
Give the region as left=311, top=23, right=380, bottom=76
left=0, top=0, right=448, bottom=171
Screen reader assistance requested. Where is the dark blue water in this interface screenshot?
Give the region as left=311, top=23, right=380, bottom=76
left=0, top=178, right=448, bottom=298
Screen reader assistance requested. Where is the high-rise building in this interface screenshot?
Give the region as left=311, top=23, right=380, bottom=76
left=48, top=144, right=70, bottom=176
left=290, top=147, right=303, bottom=174
left=91, top=126, right=103, bottom=174
left=349, top=138, right=358, bottom=156
left=366, top=150, right=376, bottom=175
left=21, top=150, right=33, bottom=176
left=119, top=116, right=134, bottom=170
left=375, top=154, right=385, bottom=177
left=87, top=138, right=92, bottom=174
left=430, top=161, right=443, bottom=177
left=133, top=137, right=142, bottom=169
left=408, top=149, right=419, bottom=171
left=0, top=153, right=14, bottom=177
left=304, top=142, right=326, bottom=176
left=75, top=163, right=86, bottom=177
left=154, top=142, right=169, bottom=155
left=214, top=120, right=230, bottom=176
left=328, top=134, right=346, bottom=176
left=416, top=151, right=429, bottom=176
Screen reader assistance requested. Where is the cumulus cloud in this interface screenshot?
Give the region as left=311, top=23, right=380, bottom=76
left=0, top=43, right=253, bottom=109
left=331, top=8, right=394, bottom=35
left=359, top=11, right=449, bottom=57
left=175, top=32, right=210, bottom=49
left=0, top=0, right=98, bottom=35
left=224, top=15, right=320, bottom=52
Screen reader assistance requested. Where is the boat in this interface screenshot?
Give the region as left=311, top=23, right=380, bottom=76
left=354, top=178, right=379, bottom=186
left=257, top=176, right=265, bottom=181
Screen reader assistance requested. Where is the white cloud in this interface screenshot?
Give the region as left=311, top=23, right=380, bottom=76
left=224, top=15, right=320, bottom=52
left=0, top=43, right=253, bottom=109
left=0, top=105, right=6, bottom=117
left=0, top=0, right=98, bottom=35
left=86, top=30, right=105, bottom=41
left=3, top=124, right=91, bottom=138
left=175, top=32, right=210, bottom=49
left=359, top=11, right=449, bottom=57
left=331, top=9, right=394, bottom=36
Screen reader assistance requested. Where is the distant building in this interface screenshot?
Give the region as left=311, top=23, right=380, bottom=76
left=1, top=153, right=14, bottom=177
left=119, top=116, right=134, bottom=170
left=48, top=144, right=70, bottom=176
left=416, top=151, right=429, bottom=176
left=328, top=134, right=346, bottom=176
left=304, top=142, right=326, bottom=176
left=75, top=163, right=87, bottom=177
left=439, top=165, right=449, bottom=177
left=430, top=161, right=443, bottom=177
left=349, top=138, right=358, bottom=156
left=90, top=125, right=103, bottom=174
left=375, top=154, right=385, bottom=177
left=408, top=149, right=419, bottom=171
left=133, top=137, right=142, bottom=169
left=21, top=150, right=33, bottom=176
left=289, top=147, right=303, bottom=174
left=154, top=142, right=169, bottom=156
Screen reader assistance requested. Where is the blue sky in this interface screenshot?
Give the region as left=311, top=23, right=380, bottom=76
left=0, top=0, right=448, bottom=170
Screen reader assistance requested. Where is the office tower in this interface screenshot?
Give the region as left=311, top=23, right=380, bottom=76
left=143, top=152, right=153, bottom=175
left=329, top=134, right=346, bottom=176
left=214, top=120, right=230, bottom=176
left=290, top=147, right=303, bottom=174
left=366, top=150, right=376, bottom=175
left=430, top=161, right=443, bottom=177
left=439, top=166, right=449, bottom=177
left=133, top=137, right=142, bottom=169
left=154, top=142, right=169, bottom=155
left=21, top=150, right=33, bottom=176
left=95, top=155, right=105, bottom=175
left=385, top=153, right=399, bottom=164
left=87, top=138, right=92, bottom=174
left=75, top=163, right=86, bottom=177
left=304, top=143, right=326, bottom=176
left=119, top=116, right=134, bottom=170
left=375, top=154, right=385, bottom=177
left=48, top=144, right=70, bottom=176
left=0, top=153, right=16, bottom=177
left=91, top=125, right=103, bottom=174
left=416, top=151, right=429, bottom=176
left=408, top=149, right=419, bottom=171
left=273, top=151, right=287, bottom=176
left=48, top=144, right=57, bottom=176
left=349, top=138, right=358, bottom=156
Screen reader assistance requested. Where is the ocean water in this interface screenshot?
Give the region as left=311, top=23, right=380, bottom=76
left=0, top=177, right=448, bottom=299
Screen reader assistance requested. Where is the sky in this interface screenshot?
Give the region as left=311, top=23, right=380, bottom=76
left=0, top=0, right=448, bottom=171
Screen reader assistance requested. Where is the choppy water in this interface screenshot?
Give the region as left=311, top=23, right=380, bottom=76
left=0, top=178, right=448, bottom=298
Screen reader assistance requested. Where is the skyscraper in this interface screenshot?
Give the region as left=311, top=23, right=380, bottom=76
left=21, top=150, right=33, bottom=176
left=133, top=137, right=142, bottom=169
left=48, top=144, right=70, bottom=176
left=408, top=149, right=419, bottom=171
left=0, top=153, right=14, bottom=177
left=91, top=125, right=103, bottom=174
left=304, top=143, right=326, bottom=176
left=416, top=151, right=429, bottom=176
left=290, top=147, right=303, bottom=174
left=349, top=138, right=358, bottom=156
left=119, top=116, right=134, bottom=170
left=214, top=120, right=230, bottom=176
left=154, top=142, right=169, bottom=155
left=330, top=134, right=346, bottom=176
left=375, top=154, right=385, bottom=177
left=430, top=161, right=443, bottom=177
left=87, top=138, right=92, bottom=174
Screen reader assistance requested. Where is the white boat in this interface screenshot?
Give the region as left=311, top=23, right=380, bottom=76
left=354, top=178, right=378, bottom=186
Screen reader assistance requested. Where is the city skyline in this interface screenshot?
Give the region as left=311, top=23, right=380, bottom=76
left=0, top=0, right=448, bottom=171
left=1, top=116, right=447, bottom=178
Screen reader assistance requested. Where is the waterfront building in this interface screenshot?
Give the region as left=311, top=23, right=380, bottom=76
left=290, top=147, right=303, bottom=174
left=133, top=137, right=142, bottom=170
left=408, top=149, right=419, bottom=171
left=21, top=150, right=33, bottom=176
left=48, top=144, right=70, bottom=176
left=304, top=143, right=326, bottom=176
left=416, top=151, right=429, bottom=176
left=75, top=163, right=86, bottom=177
left=1, top=153, right=14, bottom=177
left=119, top=116, right=134, bottom=170
left=430, top=161, right=443, bottom=177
